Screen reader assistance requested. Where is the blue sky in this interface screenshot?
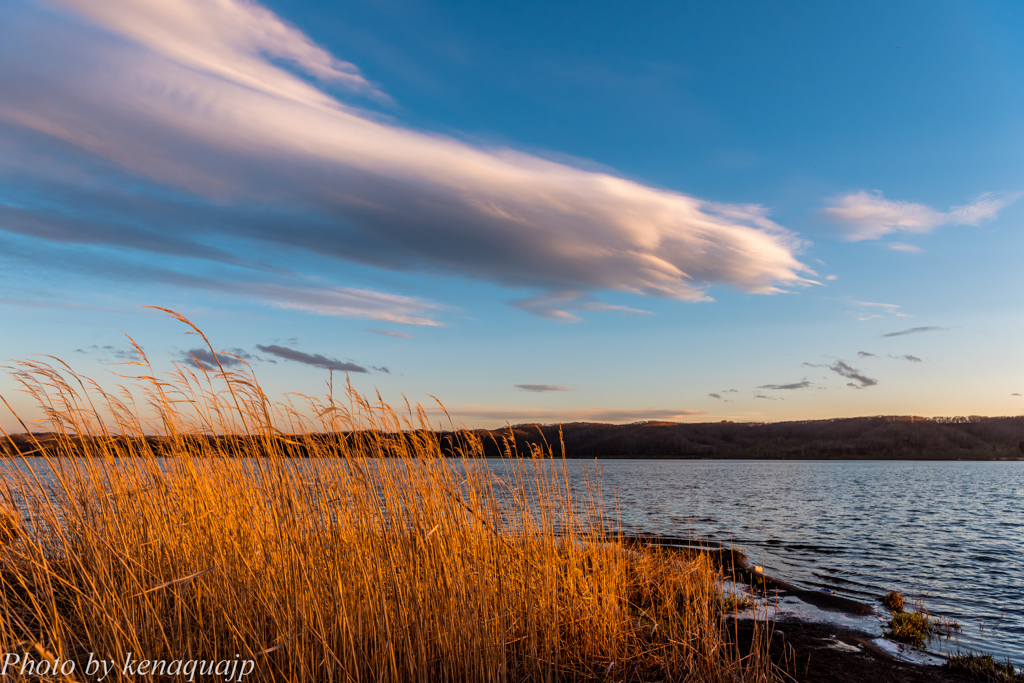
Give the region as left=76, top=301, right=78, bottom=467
left=2, top=0, right=1024, bottom=430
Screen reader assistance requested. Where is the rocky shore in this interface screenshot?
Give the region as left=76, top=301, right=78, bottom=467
left=629, top=535, right=1021, bottom=682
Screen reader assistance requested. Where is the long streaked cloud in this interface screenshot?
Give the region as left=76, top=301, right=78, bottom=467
left=0, top=0, right=815, bottom=317
left=1, top=240, right=445, bottom=325
left=882, top=326, right=948, bottom=338
left=255, top=283, right=442, bottom=326
left=514, top=384, right=571, bottom=393
left=255, top=344, right=367, bottom=373
left=821, top=190, right=1018, bottom=242
left=757, top=380, right=812, bottom=390
left=366, top=329, right=413, bottom=339
left=434, top=406, right=706, bottom=424
left=510, top=291, right=654, bottom=322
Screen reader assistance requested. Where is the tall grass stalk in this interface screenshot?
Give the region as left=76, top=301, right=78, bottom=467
left=0, top=312, right=776, bottom=682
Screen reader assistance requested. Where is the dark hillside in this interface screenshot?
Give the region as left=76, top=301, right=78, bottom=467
left=4, top=415, right=1023, bottom=459
left=470, top=415, right=1024, bottom=460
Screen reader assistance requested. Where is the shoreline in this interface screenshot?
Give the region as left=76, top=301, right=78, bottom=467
left=631, top=534, right=1022, bottom=682
left=735, top=619, right=987, bottom=683
left=6, top=422, right=1024, bottom=460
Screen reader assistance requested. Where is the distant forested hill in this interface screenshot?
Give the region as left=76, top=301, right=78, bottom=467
left=4, top=415, right=1024, bottom=459
left=469, top=416, right=1024, bottom=460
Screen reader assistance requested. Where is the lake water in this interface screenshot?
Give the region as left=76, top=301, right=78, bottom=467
left=551, top=459, right=1023, bottom=664
left=3, top=457, right=1021, bottom=664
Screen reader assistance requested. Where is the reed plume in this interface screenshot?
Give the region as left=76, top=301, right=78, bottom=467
left=0, top=310, right=775, bottom=682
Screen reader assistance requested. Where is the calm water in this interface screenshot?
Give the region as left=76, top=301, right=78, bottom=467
left=548, top=459, right=1023, bottom=664
left=3, top=457, right=1021, bottom=663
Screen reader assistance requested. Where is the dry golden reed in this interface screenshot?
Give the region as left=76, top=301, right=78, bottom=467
left=0, top=309, right=776, bottom=682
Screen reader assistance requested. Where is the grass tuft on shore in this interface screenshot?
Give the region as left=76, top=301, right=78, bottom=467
left=946, top=652, right=1024, bottom=682
left=882, top=594, right=960, bottom=648
left=0, top=310, right=778, bottom=683
left=882, top=590, right=904, bottom=613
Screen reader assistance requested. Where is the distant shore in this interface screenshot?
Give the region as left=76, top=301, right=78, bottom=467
left=472, top=415, right=1024, bottom=460
left=5, top=415, right=1024, bottom=460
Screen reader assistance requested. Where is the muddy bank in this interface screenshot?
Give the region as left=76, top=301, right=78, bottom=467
left=622, top=534, right=876, bottom=616
left=630, top=534, right=1024, bottom=681
left=735, top=620, right=981, bottom=683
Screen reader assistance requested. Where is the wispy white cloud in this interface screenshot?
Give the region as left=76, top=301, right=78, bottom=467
left=509, top=291, right=654, bottom=322
left=821, top=190, right=1018, bottom=242
left=510, top=293, right=586, bottom=322
left=856, top=301, right=900, bottom=312
left=366, top=328, right=413, bottom=339
left=1, top=240, right=445, bottom=326
left=51, top=0, right=387, bottom=104
left=578, top=302, right=654, bottom=316
left=255, top=283, right=442, bottom=326
left=0, top=0, right=815, bottom=315
left=848, top=299, right=911, bottom=322
left=887, top=243, right=922, bottom=253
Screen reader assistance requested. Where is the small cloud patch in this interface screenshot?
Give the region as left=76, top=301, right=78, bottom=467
left=367, top=329, right=413, bottom=339
left=515, top=384, right=571, bottom=393
left=888, top=243, right=922, bottom=253
left=180, top=348, right=251, bottom=369
left=821, top=190, right=1018, bottom=241
left=804, top=360, right=878, bottom=388
left=757, top=380, right=812, bottom=390
left=255, top=344, right=367, bottom=373
left=882, top=326, right=948, bottom=338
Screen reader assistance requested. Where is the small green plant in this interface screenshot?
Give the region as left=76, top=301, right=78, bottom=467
left=884, top=600, right=960, bottom=648
left=721, top=590, right=754, bottom=612
left=882, top=590, right=905, bottom=613
left=885, top=610, right=934, bottom=647
left=946, top=652, right=1023, bottom=682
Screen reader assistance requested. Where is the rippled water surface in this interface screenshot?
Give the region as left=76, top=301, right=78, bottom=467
left=552, top=459, right=1023, bottom=663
